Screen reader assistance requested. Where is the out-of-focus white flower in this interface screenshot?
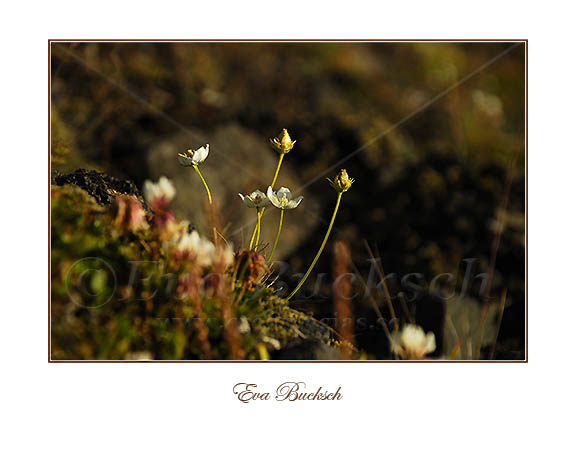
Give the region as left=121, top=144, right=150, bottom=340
left=238, top=317, right=251, bottom=335
left=178, top=144, right=210, bottom=167
left=391, top=324, right=436, bottom=360
left=143, top=176, right=176, bottom=205
left=163, top=219, right=190, bottom=238
left=164, top=230, right=216, bottom=267
left=124, top=351, right=153, bottom=360
left=267, top=186, right=303, bottom=210
left=472, top=90, right=503, bottom=118
left=213, top=243, right=235, bottom=268
left=238, top=190, right=270, bottom=209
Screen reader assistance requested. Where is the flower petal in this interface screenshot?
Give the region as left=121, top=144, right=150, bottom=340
left=178, top=153, right=194, bottom=167
left=239, top=193, right=256, bottom=208
left=326, top=177, right=337, bottom=190
left=158, top=177, right=176, bottom=201
left=285, top=195, right=303, bottom=209
left=258, top=197, right=271, bottom=208
left=193, top=144, right=209, bottom=164
left=251, top=190, right=266, bottom=199
left=425, top=332, right=436, bottom=354
left=267, top=186, right=281, bottom=208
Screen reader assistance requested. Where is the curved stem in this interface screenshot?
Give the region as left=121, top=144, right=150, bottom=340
left=193, top=165, right=217, bottom=244
left=254, top=210, right=263, bottom=251
left=267, top=209, right=284, bottom=264
left=194, top=165, right=213, bottom=205
left=287, top=192, right=342, bottom=300
left=270, top=154, right=285, bottom=189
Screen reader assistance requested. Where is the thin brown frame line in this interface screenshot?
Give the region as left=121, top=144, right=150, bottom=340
left=524, top=41, right=528, bottom=362
left=49, top=39, right=527, bottom=42
left=48, top=39, right=528, bottom=363
left=49, top=360, right=527, bottom=363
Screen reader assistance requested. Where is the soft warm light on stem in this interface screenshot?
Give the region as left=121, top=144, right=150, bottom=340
left=248, top=214, right=259, bottom=250
left=194, top=165, right=213, bottom=205
left=287, top=192, right=343, bottom=300
left=270, top=154, right=284, bottom=189
left=254, top=210, right=263, bottom=251
left=267, top=209, right=284, bottom=264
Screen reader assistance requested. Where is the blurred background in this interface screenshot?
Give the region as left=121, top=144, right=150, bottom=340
left=51, top=42, right=525, bottom=359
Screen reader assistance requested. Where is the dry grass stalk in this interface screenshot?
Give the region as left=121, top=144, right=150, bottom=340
left=332, top=241, right=354, bottom=360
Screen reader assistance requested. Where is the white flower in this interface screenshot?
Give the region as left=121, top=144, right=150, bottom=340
left=164, top=230, right=215, bottom=267
left=266, top=186, right=303, bottom=210
left=178, top=144, right=210, bottom=167
left=391, top=324, right=436, bottom=359
left=143, top=176, right=176, bottom=204
left=214, top=243, right=235, bottom=268
left=238, top=190, right=270, bottom=209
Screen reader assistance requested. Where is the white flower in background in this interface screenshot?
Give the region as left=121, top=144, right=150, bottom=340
left=391, top=324, right=436, bottom=360
left=237, top=317, right=251, bottom=335
left=143, top=176, right=176, bottom=205
left=266, top=186, right=303, bottom=210
left=164, top=230, right=215, bottom=267
left=124, top=351, right=153, bottom=361
left=210, top=242, right=235, bottom=268
left=238, top=190, right=270, bottom=209
left=216, top=244, right=235, bottom=268
left=178, top=144, right=210, bottom=167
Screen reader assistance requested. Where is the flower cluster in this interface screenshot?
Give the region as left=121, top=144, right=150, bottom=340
left=168, top=130, right=355, bottom=354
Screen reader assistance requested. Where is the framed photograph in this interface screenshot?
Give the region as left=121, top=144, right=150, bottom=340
left=49, top=40, right=526, bottom=362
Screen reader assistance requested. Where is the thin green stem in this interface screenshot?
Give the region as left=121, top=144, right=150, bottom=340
left=267, top=209, right=284, bottom=264
left=287, top=192, right=343, bottom=300
left=248, top=213, right=259, bottom=250
left=270, top=154, right=285, bottom=189
left=194, top=165, right=212, bottom=205
left=254, top=210, right=263, bottom=251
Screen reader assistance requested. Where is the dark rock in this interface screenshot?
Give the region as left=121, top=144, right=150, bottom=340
left=52, top=169, right=147, bottom=208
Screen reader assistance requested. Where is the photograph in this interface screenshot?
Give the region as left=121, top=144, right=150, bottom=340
left=49, top=40, right=526, bottom=361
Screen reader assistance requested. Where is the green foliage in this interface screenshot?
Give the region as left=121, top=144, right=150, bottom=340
left=51, top=184, right=335, bottom=360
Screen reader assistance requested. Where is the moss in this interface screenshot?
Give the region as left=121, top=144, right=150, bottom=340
left=51, top=183, right=338, bottom=360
